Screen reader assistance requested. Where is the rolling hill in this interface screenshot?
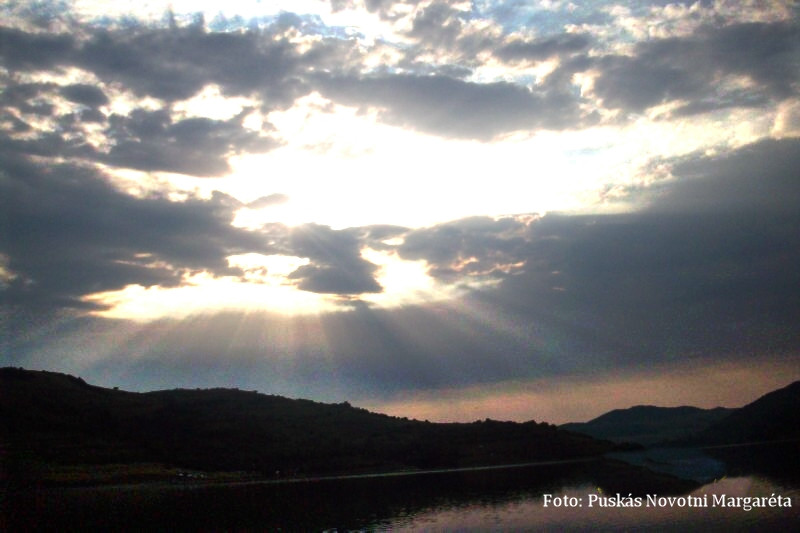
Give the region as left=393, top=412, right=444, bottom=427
left=0, top=367, right=613, bottom=486
left=695, top=380, right=800, bottom=445
left=561, top=380, right=800, bottom=447
left=560, top=405, right=734, bottom=446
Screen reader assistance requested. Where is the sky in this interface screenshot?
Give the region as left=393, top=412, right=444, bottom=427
left=2, top=0, right=799, bottom=423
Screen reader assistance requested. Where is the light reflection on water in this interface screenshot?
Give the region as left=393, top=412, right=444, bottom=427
left=384, top=477, right=799, bottom=531
left=9, top=443, right=799, bottom=530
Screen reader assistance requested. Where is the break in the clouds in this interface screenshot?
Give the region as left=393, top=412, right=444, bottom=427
left=2, top=0, right=799, bottom=422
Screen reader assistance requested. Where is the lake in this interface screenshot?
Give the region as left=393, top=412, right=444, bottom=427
left=385, top=476, right=798, bottom=531
left=6, top=442, right=798, bottom=531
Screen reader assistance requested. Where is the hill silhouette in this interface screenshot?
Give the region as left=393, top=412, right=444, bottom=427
left=560, top=380, right=800, bottom=448
left=560, top=405, right=734, bottom=446
left=694, top=380, right=800, bottom=445
left=1, top=367, right=614, bottom=486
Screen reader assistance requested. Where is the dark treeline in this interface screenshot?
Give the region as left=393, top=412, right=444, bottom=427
left=1, top=367, right=617, bottom=485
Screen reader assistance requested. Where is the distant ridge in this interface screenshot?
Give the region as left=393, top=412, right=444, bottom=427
left=561, top=405, right=734, bottom=446
left=0, top=367, right=614, bottom=484
left=561, top=380, right=800, bottom=447
left=694, top=380, right=800, bottom=445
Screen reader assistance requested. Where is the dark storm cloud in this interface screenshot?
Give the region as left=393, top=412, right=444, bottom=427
left=0, top=149, right=271, bottom=310
left=317, top=73, right=582, bottom=139
left=286, top=224, right=382, bottom=295
left=590, top=21, right=800, bottom=114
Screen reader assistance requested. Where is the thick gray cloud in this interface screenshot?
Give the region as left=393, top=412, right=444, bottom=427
left=78, top=25, right=304, bottom=103
left=393, top=138, right=800, bottom=364
left=0, top=153, right=386, bottom=312
left=0, top=78, right=281, bottom=177
left=0, top=81, right=58, bottom=117
left=2, top=3, right=800, bottom=405
left=655, top=138, right=800, bottom=213
left=0, top=79, right=280, bottom=177
left=403, top=2, right=594, bottom=66
left=0, top=20, right=357, bottom=176
left=286, top=224, right=382, bottom=295
left=3, top=138, right=799, bottom=405
left=311, top=14, right=800, bottom=137
left=589, top=21, right=800, bottom=114
left=399, top=216, right=529, bottom=281
left=0, top=20, right=332, bottom=108
left=488, top=211, right=800, bottom=360
left=0, top=26, right=74, bottom=70
left=3, top=10, right=796, bottom=148
left=494, top=33, right=592, bottom=62
left=407, top=1, right=466, bottom=48
left=79, top=19, right=361, bottom=105
left=59, top=84, right=109, bottom=107
left=317, top=73, right=583, bottom=139
left=102, top=109, right=278, bottom=176
left=0, top=149, right=272, bottom=310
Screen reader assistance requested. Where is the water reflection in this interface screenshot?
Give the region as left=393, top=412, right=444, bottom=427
left=7, top=443, right=798, bottom=531
left=386, top=477, right=798, bottom=531
left=607, top=447, right=727, bottom=483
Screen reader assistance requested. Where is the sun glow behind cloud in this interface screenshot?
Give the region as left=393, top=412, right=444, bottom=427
left=221, top=100, right=776, bottom=228
left=3, top=0, right=799, bottom=425
left=80, top=90, right=785, bottom=320
left=223, top=96, right=620, bottom=229
left=83, top=263, right=331, bottom=320
left=83, top=249, right=455, bottom=320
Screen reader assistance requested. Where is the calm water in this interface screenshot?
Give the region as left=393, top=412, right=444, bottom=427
left=384, top=476, right=798, bottom=531
left=6, top=442, right=798, bottom=531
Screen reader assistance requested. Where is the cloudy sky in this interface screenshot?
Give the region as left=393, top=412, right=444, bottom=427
left=2, top=0, right=799, bottom=423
